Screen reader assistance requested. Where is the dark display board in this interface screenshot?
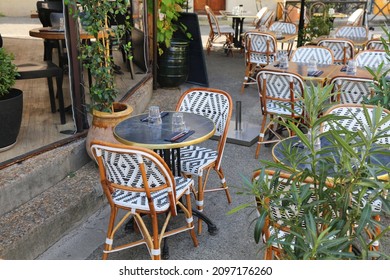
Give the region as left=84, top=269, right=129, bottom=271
left=173, top=12, right=209, bottom=87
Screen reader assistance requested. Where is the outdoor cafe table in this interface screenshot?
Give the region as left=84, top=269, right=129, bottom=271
left=113, top=111, right=219, bottom=236
left=223, top=11, right=257, bottom=48
left=272, top=135, right=390, bottom=181
left=29, top=27, right=98, bottom=41
left=264, top=61, right=340, bottom=84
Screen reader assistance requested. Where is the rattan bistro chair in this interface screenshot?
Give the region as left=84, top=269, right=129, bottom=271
left=335, top=26, right=368, bottom=39
left=91, top=141, right=198, bottom=260
left=290, top=45, right=334, bottom=64
left=205, top=5, right=234, bottom=55
left=255, top=69, right=305, bottom=159
left=241, top=31, right=278, bottom=93
left=252, top=169, right=330, bottom=259
left=355, top=50, right=390, bottom=68
left=322, top=104, right=390, bottom=250
left=175, top=88, right=233, bottom=234
left=329, top=76, right=375, bottom=104
left=317, top=38, right=355, bottom=65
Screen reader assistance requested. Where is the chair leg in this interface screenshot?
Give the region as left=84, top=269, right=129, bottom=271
left=55, top=71, right=66, bottom=124
left=47, top=77, right=56, bottom=113
left=241, top=63, right=252, bottom=93
left=215, top=167, right=232, bottom=203
left=102, top=207, right=118, bottom=260
left=196, top=175, right=205, bottom=235
left=255, top=116, right=268, bottom=159
left=182, top=191, right=199, bottom=247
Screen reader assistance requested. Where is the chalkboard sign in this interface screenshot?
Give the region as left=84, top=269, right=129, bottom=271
left=173, top=12, right=209, bottom=87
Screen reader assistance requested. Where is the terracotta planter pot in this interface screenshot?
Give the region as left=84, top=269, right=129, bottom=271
left=85, top=102, right=133, bottom=158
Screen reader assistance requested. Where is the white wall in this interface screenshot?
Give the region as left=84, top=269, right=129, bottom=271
left=0, top=0, right=38, bottom=17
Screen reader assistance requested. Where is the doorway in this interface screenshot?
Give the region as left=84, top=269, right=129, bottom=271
left=194, top=0, right=226, bottom=14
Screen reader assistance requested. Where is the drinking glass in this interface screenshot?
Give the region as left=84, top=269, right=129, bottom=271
left=275, top=29, right=282, bottom=39
left=172, top=112, right=186, bottom=132
left=148, top=106, right=162, bottom=126
left=308, top=57, right=317, bottom=73
left=279, top=51, right=289, bottom=69
left=346, top=59, right=357, bottom=75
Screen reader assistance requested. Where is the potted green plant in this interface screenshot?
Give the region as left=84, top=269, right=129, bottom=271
left=363, top=25, right=390, bottom=110
left=65, top=0, right=133, bottom=156
left=231, top=83, right=390, bottom=259
left=148, top=0, right=192, bottom=87
left=0, top=47, right=23, bottom=152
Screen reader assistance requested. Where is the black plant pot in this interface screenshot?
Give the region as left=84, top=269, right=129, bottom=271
left=0, top=88, right=23, bottom=151
left=157, top=39, right=189, bottom=88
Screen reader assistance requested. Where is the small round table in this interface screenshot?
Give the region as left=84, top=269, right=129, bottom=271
left=114, top=111, right=216, bottom=175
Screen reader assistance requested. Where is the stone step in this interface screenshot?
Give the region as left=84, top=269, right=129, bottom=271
left=0, top=139, right=104, bottom=260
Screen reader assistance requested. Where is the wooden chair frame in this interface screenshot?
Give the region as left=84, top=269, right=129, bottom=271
left=90, top=141, right=198, bottom=260
left=175, top=87, right=233, bottom=234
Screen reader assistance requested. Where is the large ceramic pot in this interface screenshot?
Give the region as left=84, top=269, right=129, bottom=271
left=85, top=102, right=133, bottom=158
left=157, top=39, right=189, bottom=88
left=0, top=88, right=23, bottom=152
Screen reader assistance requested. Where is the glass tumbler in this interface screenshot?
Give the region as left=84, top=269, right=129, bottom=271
left=172, top=112, right=186, bottom=132
left=308, top=57, right=317, bottom=73
left=148, top=106, right=162, bottom=126
left=346, top=59, right=357, bottom=75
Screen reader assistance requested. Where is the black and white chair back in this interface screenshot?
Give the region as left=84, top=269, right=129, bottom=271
left=335, top=26, right=368, bottom=39
left=269, top=22, right=297, bottom=34
left=355, top=50, right=390, bottom=68
left=322, top=104, right=390, bottom=145
left=317, top=38, right=355, bottom=65
left=329, top=76, right=375, bottom=104
left=291, top=46, right=334, bottom=64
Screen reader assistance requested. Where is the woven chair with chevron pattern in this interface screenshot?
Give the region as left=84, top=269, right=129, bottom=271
left=321, top=104, right=390, bottom=250
left=346, top=8, right=365, bottom=26
left=90, top=141, right=198, bottom=260
left=268, top=21, right=297, bottom=56
left=317, top=38, right=355, bottom=65
left=256, top=9, right=275, bottom=29
left=252, top=169, right=333, bottom=259
left=335, top=26, right=368, bottom=39
left=255, top=69, right=305, bottom=159
left=253, top=6, right=268, bottom=28
left=205, top=5, right=234, bottom=55
left=329, top=76, right=375, bottom=104
left=241, top=31, right=278, bottom=93
left=355, top=50, right=390, bottom=68
left=175, top=88, right=233, bottom=234
left=290, top=45, right=334, bottom=64
left=366, top=39, right=385, bottom=50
